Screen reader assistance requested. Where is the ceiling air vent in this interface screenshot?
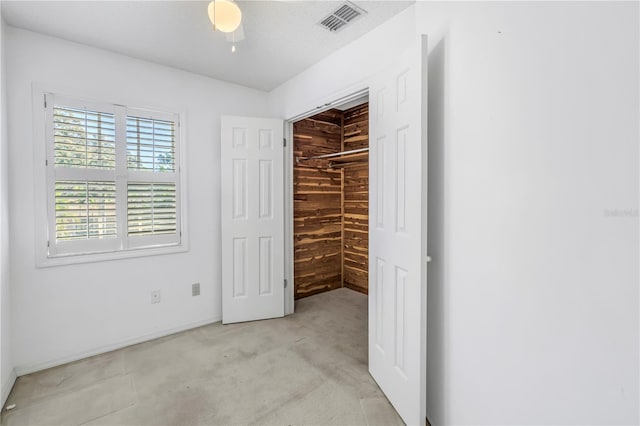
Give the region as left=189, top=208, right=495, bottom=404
left=319, top=2, right=367, bottom=33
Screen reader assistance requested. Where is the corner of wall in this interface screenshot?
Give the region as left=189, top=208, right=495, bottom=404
left=0, top=12, right=15, bottom=406
left=1, top=368, right=15, bottom=407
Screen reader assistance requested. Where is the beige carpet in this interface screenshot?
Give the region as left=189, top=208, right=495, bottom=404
left=2, top=288, right=403, bottom=425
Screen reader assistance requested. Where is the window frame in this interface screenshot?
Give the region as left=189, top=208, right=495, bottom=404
left=34, top=86, right=188, bottom=267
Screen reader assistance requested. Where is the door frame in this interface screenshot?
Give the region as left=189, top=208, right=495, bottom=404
left=283, top=87, right=370, bottom=315
left=281, top=35, right=429, bottom=425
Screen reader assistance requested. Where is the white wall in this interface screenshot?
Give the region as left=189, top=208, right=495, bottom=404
left=268, top=6, right=416, bottom=119
left=270, top=2, right=639, bottom=425
left=418, top=2, right=639, bottom=425
left=6, top=27, right=270, bottom=373
left=0, top=13, right=16, bottom=404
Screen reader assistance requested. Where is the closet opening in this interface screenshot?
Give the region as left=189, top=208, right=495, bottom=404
left=291, top=96, right=369, bottom=301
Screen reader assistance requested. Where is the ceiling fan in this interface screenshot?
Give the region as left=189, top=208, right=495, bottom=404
left=207, top=0, right=245, bottom=53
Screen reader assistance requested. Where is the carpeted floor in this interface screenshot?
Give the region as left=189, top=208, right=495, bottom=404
left=2, top=288, right=403, bottom=425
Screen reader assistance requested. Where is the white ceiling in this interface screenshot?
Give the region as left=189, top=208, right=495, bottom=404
left=1, top=0, right=413, bottom=91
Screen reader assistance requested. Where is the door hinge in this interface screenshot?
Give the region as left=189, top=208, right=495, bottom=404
left=45, top=159, right=48, bottom=166
left=47, top=241, right=50, bottom=248
left=284, top=279, right=288, bottom=288
left=44, top=94, right=47, bottom=108
left=283, top=138, right=287, bottom=147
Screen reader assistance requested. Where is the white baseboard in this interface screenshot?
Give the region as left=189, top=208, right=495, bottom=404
left=2, top=367, right=16, bottom=407
left=15, top=316, right=221, bottom=376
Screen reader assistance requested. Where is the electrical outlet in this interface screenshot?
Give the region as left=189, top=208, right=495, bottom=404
left=151, top=290, right=161, bottom=304
left=192, top=283, right=200, bottom=296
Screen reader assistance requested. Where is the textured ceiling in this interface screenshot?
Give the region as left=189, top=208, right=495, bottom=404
left=1, top=1, right=414, bottom=91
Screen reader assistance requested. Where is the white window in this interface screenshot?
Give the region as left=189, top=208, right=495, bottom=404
left=43, top=93, right=183, bottom=260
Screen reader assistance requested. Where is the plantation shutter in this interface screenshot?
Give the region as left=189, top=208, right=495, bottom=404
left=53, top=106, right=116, bottom=169
left=55, top=180, right=117, bottom=241
left=47, top=96, right=120, bottom=256
left=124, top=108, right=181, bottom=249
left=45, top=94, right=181, bottom=257
left=127, top=183, right=177, bottom=236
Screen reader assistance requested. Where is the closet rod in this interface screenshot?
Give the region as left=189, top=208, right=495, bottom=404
left=296, top=147, right=369, bottom=163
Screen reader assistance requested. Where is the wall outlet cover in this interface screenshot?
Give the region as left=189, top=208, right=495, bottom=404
left=192, top=283, right=200, bottom=296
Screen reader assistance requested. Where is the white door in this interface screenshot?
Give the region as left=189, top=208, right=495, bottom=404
left=369, top=36, right=428, bottom=425
left=221, top=116, right=285, bottom=324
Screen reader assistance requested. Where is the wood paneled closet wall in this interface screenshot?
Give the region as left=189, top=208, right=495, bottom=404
left=293, top=103, right=369, bottom=299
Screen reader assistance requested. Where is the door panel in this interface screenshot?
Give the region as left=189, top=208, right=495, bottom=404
left=369, top=37, right=427, bottom=426
left=221, top=116, right=284, bottom=324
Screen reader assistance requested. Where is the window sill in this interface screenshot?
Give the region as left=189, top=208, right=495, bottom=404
left=36, top=243, right=188, bottom=268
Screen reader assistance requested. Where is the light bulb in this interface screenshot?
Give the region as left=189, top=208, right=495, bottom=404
left=231, top=45, right=236, bottom=53
left=207, top=0, right=242, bottom=33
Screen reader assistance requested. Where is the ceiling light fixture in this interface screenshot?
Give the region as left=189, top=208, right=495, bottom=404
left=208, top=0, right=242, bottom=33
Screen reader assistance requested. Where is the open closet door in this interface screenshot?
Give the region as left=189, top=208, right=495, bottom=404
left=221, top=116, right=285, bottom=324
left=369, top=36, right=428, bottom=426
